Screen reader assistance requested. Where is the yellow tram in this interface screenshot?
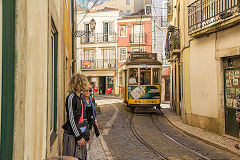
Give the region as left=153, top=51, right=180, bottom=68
left=120, top=52, right=162, bottom=110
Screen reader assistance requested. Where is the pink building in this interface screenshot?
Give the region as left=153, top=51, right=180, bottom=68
left=117, top=10, right=152, bottom=96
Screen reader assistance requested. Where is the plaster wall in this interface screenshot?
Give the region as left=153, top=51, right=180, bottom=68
left=92, top=0, right=144, bottom=14
left=190, top=34, right=218, bottom=118
left=77, top=11, right=119, bottom=35
left=13, top=0, right=63, bottom=159
left=19, top=0, right=48, bottom=159
left=216, top=25, right=240, bottom=57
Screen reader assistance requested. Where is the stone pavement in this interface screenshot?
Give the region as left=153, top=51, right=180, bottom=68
left=88, top=98, right=240, bottom=159
left=161, top=104, right=240, bottom=156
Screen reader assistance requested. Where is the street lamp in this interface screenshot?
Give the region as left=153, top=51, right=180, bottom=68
left=90, top=18, right=96, bottom=32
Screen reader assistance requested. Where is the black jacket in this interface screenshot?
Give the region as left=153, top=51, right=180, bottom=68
left=62, top=92, right=88, bottom=141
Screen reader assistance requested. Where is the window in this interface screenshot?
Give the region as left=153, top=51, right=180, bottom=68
left=103, top=49, right=115, bottom=69
left=126, top=0, right=130, bottom=5
left=50, top=23, right=58, bottom=145
left=129, top=68, right=138, bottom=85
left=119, top=25, right=127, bottom=37
left=132, top=24, right=144, bottom=43
left=153, top=68, right=160, bottom=85
left=84, top=24, right=90, bottom=42
left=83, top=49, right=94, bottom=69
left=145, top=5, right=152, bottom=14
left=107, top=77, right=114, bottom=89
left=140, top=68, right=151, bottom=85
left=103, top=22, right=114, bottom=42
left=119, top=48, right=126, bottom=61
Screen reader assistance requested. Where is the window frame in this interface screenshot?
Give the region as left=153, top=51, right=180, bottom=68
left=119, top=25, right=127, bottom=37
left=128, top=68, right=138, bottom=85
left=153, top=68, right=160, bottom=85
left=140, top=68, right=151, bottom=85
left=50, top=22, right=58, bottom=146
left=119, top=47, right=127, bottom=62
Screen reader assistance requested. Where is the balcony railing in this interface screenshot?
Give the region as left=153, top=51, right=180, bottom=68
left=129, top=33, right=146, bottom=44
left=80, top=33, right=117, bottom=43
left=80, top=59, right=116, bottom=70
left=165, top=28, right=180, bottom=59
left=188, top=0, right=240, bottom=33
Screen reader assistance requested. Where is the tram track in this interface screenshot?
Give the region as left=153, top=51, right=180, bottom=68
left=150, top=114, right=210, bottom=160
left=130, top=112, right=211, bottom=160
left=130, top=113, right=168, bottom=160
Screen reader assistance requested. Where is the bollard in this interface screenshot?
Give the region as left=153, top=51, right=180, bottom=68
left=45, top=156, right=78, bottom=160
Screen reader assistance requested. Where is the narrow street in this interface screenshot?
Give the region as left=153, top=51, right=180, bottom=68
left=94, top=95, right=240, bottom=160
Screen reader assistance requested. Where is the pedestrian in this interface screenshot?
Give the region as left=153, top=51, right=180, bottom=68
left=62, top=73, right=91, bottom=160
left=129, top=74, right=137, bottom=85
left=90, top=81, right=95, bottom=98
left=82, top=87, right=100, bottom=138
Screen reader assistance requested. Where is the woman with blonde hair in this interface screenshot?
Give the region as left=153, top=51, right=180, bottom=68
left=62, top=73, right=92, bottom=160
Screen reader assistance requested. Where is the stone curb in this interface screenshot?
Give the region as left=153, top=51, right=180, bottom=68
left=95, top=103, right=114, bottom=160
left=161, top=108, right=240, bottom=157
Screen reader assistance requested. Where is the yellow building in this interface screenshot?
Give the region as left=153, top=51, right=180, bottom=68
left=167, top=0, right=240, bottom=138
left=0, top=0, right=73, bottom=159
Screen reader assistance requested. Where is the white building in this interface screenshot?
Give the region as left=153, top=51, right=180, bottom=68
left=150, top=0, right=169, bottom=63
left=92, top=0, right=146, bottom=15
left=76, top=7, right=121, bottom=95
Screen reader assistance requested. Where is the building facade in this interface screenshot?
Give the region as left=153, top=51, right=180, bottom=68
left=167, top=0, right=240, bottom=138
left=117, top=12, right=152, bottom=97
left=76, top=8, right=121, bottom=95
left=0, top=0, right=73, bottom=159
left=92, top=0, right=146, bottom=14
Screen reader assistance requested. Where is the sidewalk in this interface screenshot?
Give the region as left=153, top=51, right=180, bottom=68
left=161, top=107, right=240, bottom=156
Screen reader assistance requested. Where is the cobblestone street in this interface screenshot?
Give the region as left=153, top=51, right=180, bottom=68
left=92, top=96, right=240, bottom=160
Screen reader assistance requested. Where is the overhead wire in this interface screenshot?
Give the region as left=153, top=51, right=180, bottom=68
left=77, top=0, right=100, bottom=26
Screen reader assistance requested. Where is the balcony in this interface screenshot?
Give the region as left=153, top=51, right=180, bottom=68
left=80, top=33, right=117, bottom=43
left=165, top=28, right=180, bottom=61
left=188, top=0, right=240, bottom=36
left=80, top=59, right=116, bottom=70
left=129, top=33, right=146, bottom=44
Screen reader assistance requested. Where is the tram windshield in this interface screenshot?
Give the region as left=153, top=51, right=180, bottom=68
left=129, top=68, right=138, bottom=85
left=140, top=68, right=151, bottom=85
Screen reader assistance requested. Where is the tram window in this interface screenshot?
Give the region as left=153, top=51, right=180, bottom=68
left=129, top=68, right=138, bottom=85
left=153, top=68, right=160, bottom=85
left=140, top=68, right=151, bottom=85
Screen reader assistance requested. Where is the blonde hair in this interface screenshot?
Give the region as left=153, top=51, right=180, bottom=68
left=68, top=73, right=91, bottom=93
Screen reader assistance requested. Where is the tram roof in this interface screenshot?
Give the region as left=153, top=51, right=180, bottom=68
left=123, top=52, right=162, bottom=66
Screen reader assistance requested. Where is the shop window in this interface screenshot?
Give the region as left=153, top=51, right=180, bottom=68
left=107, top=77, right=114, bottom=89
left=140, top=68, right=151, bottom=85
left=129, top=68, right=138, bottom=85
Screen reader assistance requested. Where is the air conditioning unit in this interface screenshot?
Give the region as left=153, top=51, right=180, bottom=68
left=108, top=63, right=112, bottom=68
left=145, top=5, right=152, bottom=15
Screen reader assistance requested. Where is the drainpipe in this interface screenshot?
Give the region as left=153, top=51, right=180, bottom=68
left=72, top=0, right=76, bottom=74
